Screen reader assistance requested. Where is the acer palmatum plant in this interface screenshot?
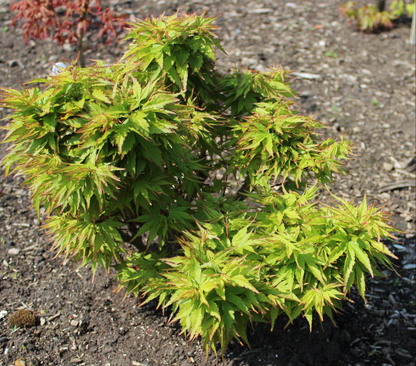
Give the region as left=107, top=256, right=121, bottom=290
left=340, top=1, right=396, bottom=31
left=389, top=0, right=415, bottom=17
left=10, top=0, right=127, bottom=66
left=0, top=12, right=398, bottom=358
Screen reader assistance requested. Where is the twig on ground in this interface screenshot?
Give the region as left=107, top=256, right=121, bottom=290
left=378, top=180, right=416, bottom=192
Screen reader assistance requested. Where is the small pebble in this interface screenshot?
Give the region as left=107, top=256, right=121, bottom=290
left=70, top=319, right=79, bottom=327
left=8, top=60, right=19, bottom=68
left=15, top=359, right=26, bottom=366
left=63, top=43, right=73, bottom=51
left=285, top=2, right=297, bottom=8
left=51, top=62, right=70, bottom=76
left=383, top=162, right=394, bottom=171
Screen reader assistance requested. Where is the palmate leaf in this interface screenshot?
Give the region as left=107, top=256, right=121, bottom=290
left=348, top=241, right=373, bottom=277
left=221, top=301, right=235, bottom=335
left=142, top=92, right=178, bottom=111
left=328, top=241, right=347, bottom=264
left=113, top=123, right=131, bottom=154
left=230, top=274, right=259, bottom=294
left=300, top=283, right=343, bottom=326
left=92, top=88, right=111, bottom=104
left=130, top=111, right=150, bottom=136
left=131, top=174, right=170, bottom=205
left=343, top=244, right=356, bottom=290
left=140, top=139, right=164, bottom=167
left=354, top=264, right=366, bottom=300
left=188, top=305, right=206, bottom=341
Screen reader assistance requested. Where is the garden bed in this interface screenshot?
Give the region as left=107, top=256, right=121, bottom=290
left=0, top=0, right=415, bottom=365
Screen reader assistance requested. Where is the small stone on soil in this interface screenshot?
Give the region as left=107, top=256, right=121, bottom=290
left=383, top=162, right=394, bottom=171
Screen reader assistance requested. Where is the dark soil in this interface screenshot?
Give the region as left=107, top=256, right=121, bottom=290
left=0, top=1, right=415, bottom=365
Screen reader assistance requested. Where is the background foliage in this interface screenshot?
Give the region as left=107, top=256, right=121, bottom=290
left=10, top=0, right=127, bottom=66
left=340, top=0, right=415, bottom=32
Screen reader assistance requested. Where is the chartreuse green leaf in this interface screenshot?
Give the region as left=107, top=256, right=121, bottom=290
left=92, top=89, right=111, bottom=104
left=348, top=240, right=373, bottom=276
left=354, top=264, right=366, bottom=300
left=343, top=244, right=356, bottom=290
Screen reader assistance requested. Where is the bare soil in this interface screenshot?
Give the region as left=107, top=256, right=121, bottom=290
left=0, top=1, right=415, bottom=365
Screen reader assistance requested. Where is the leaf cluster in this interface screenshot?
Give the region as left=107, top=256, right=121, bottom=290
left=10, top=0, right=127, bottom=66
left=0, top=12, right=398, bottom=357
left=389, top=0, right=415, bottom=16
left=340, top=1, right=397, bottom=31
left=116, top=188, right=396, bottom=355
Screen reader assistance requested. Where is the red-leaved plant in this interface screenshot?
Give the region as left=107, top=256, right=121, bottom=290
left=10, top=0, right=127, bottom=66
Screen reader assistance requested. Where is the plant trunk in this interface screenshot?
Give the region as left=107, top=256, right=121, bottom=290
left=78, top=5, right=88, bottom=67
left=78, top=30, right=85, bottom=67
left=378, top=0, right=386, bottom=12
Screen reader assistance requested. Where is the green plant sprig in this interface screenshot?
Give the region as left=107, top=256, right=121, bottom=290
left=340, top=0, right=415, bottom=32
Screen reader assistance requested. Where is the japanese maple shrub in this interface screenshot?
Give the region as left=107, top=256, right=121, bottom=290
left=1, top=12, right=397, bottom=357
left=340, top=0, right=415, bottom=32
left=10, top=0, right=127, bottom=66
